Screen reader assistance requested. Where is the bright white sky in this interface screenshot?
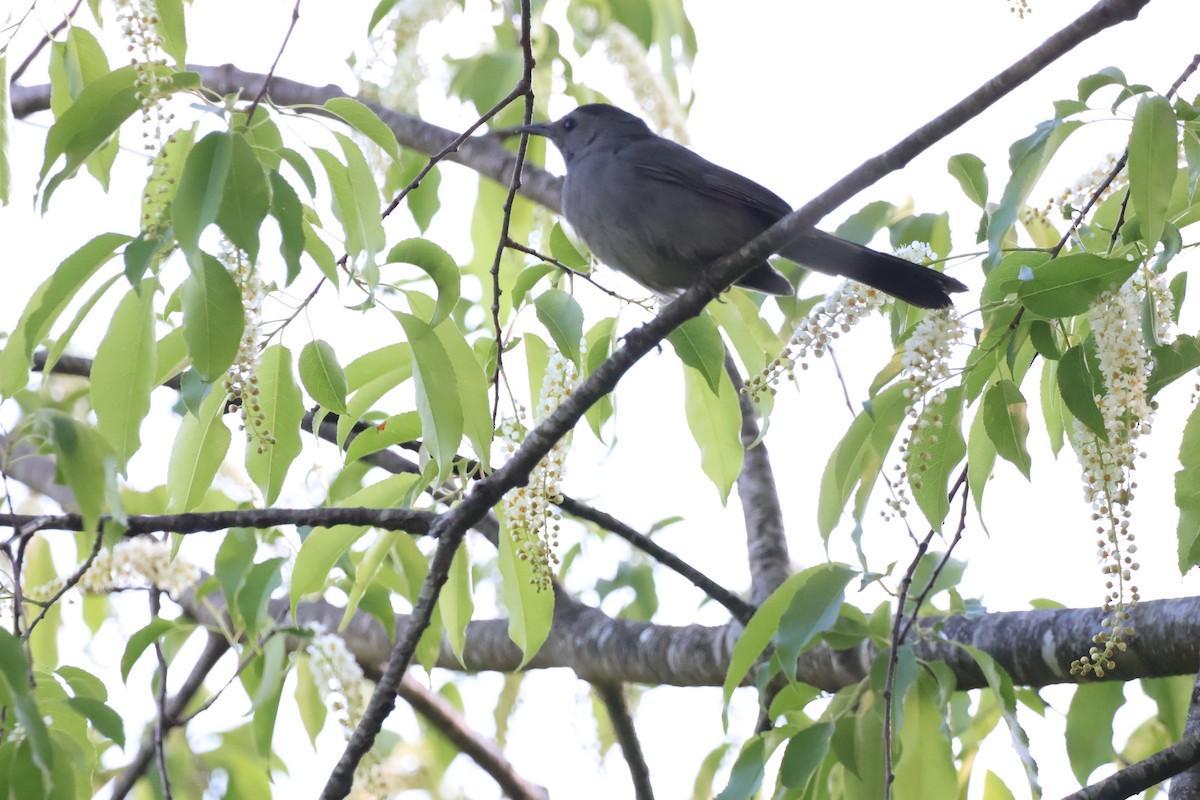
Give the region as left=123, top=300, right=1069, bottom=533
left=5, top=0, right=1200, bottom=797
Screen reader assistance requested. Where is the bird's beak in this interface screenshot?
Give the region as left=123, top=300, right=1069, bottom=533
left=517, top=121, right=552, bottom=138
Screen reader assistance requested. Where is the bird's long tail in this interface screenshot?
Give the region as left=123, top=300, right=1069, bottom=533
left=778, top=229, right=967, bottom=309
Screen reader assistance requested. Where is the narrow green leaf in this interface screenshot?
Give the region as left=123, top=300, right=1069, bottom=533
left=948, top=153, right=988, bottom=208
left=65, top=696, right=125, bottom=747
left=497, top=526, right=554, bottom=668
left=967, top=402, right=998, bottom=514
left=245, top=345, right=305, bottom=505
left=0, top=56, right=11, bottom=205
left=92, top=285, right=157, bottom=469
left=216, top=132, right=270, bottom=262
left=295, top=656, right=327, bottom=747
left=269, top=171, right=305, bottom=285
left=167, top=386, right=232, bottom=512
left=335, top=133, right=386, bottom=271
left=511, top=264, right=555, bottom=308
left=534, top=289, right=584, bottom=365
left=120, top=618, right=180, bottom=682
left=716, top=735, right=767, bottom=800
left=214, top=528, right=256, bottom=628
left=344, top=412, right=421, bottom=465
left=817, top=382, right=911, bottom=539
left=236, top=558, right=284, bottom=639
left=894, top=674, right=958, bottom=798
left=683, top=362, right=742, bottom=505
left=324, top=97, right=400, bottom=161
left=154, top=0, right=187, bottom=67
left=0, top=232, right=130, bottom=396
left=667, top=311, right=725, bottom=395
left=289, top=474, right=420, bottom=616
left=368, top=0, right=400, bottom=31
left=173, top=131, right=234, bottom=264
left=338, top=344, right=413, bottom=448
left=36, top=411, right=113, bottom=534
left=548, top=222, right=588, bottom=268
left=439, top=540, right=474, bottom=665
left=583, top=318, right=617, bottom=440
left=1176, top=403, right=1200, bottom=570
left=180, top=252, right=244, bottom=381
left=139, top=123, right=196, bottom=242
left=395, top=313, right=463, bottom=482
left=983, top=380, right=1032, bottom=479
left=248, top=636, right=287, bottom=760
left=386, top=238, right=462, bottom=327
left=1127, top=95, right=1178, bottom=246
left=432, top=318, right=493, bottom=471
left=299, top=340, right=349, bottom=415
left=1057, top=342, right=1106, bottom=439
left=1148, top=334, right=1200, bottom=397
left=909, top=386, right=967, bottom=532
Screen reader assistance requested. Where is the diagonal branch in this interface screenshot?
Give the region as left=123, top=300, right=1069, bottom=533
left=593, top=681, right=654, bottom=800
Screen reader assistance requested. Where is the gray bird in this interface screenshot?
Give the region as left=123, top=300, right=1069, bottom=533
left=519, top=104, right=967, bottom=308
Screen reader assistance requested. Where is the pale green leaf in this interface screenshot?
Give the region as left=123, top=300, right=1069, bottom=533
left=983, top=380, right=1032, bottom=479
left=0, top=56, right=11, bottom=205
left=683, top=362, right=742, bottom=505
left=497, top=525, right=554, bottom=668
left=167, top=385, right=232, bottom=512
left=534, top=289, right=584, bottom=365
left=395, top=313, right=463, bottom=482
left=215, top=131, right=270, bottom=262
left=432, top=319, right=493, bottom=471
left=154, top=0, right=187, bottom=67
left=246, top=345, right=305, bottom=505
left=386, top=238, right=461, bottom=327
left=172, top=131, right=233, bottom=264
left=324, top=97, right=400, bottom=161
left=92, top=285, right=157, bottom=469
left=909, top=386, right=966, bottom=532
left=1128, top=95, right=1178, bottom=246
left=1065, top=682, right=1124, bottom=784
left=299, top=339, right=349, bottom=415
left=180, top=252, right=244, bottom=381
left=667, top=311, right=725, bottom=394
left=439, top=539, right=474, bottom=665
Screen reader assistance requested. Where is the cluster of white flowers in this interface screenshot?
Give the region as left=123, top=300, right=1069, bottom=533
left=1052, top=153, right=1127, bottom=217
left=500, top=352, right=578, bottom=591
left=742, top=281, right=886, bottom=402
left=360, top=0, right=453, bottom=111
left=602, top=23, right=690, bottom=144
left=1069, top=273, right=1170, bottom=675
left=221, top=245, right=270, bottom=452
left=25, top=537, right=200, bottom=602
left=901, top=309, right=964, bottom=414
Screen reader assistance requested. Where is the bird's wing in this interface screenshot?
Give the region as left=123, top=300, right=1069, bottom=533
left=626, top=141, right=793, bottom=221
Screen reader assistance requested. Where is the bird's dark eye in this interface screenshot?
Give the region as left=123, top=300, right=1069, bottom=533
left=562, top=118, right=577, bottom=132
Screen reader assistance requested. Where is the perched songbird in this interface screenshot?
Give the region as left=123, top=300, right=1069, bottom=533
left=520, top=104, right=967, bottom=308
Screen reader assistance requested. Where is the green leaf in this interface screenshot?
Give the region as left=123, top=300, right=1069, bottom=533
left=65, top=696, right=125, bottom=747
left=299, top=340, right=349, bottom=415
left=1078, top=66, right=1128, bottom=102
left=667, top=311, right=725, bottom=394
left=1016, top=254, right=1138, bottom=318
left=549, top=222, right=588, bottom=269
left=180, top=252, right=244, bottom=381
left=289, top=474, right=420, bottom=616
left=817, top=382, right=912, bottom=539
left=1057, top=342, right=1106, bottom=439
left=894, top=673, right=958, bottom=798
left=386, top=238, right=461, bottom=327
left=583, top=318, right=617, bottom=440
left=344, top=412, right=421, bottom=465
left=368, top=0, right=400, bottom=30
left=432, top=318, right=493, bottom=471
left=38, top=66, right=199, bottom=208
left=1065, top=682, right=1124, bottom=784
left=216, top=132, right=270, bottom=262
left=237, top=558, right=285, bottom=639
left=723, top=564, right=853, bottom=705
left=295, top=656, right=327, bottom=747
left=171, top=131, right=234, bottom=264
left=716, top=735, right=767, bottom=800
left=246, top=345, right=305, bottom=505
left=167, top=385, right=232, bottom=512
left=395, top=313, right=464, bottom=482
left=0, top=57, right=11, bottom=205
left=986, top=119, right=1081, bottom=268
left=511, top=264, right=555, bottom=308
left=36, top=411, right=113, bottom=534
left=1176, top=403, right=1200, bottom=570
left=338, top=343, right=413, bottom=448
left=908, top=386, right=966, bottom=532
left=214, top=528, right=256, bottom=628
left=0, top=232, right=130, bottom=396
left=92, top=286, right=157, bottom=469
left=779, top=723, right=833, bottom=789
left=1148, top=334, right=1200, bottom=397
left=247, top=636, right=287, bottom=761
left=0, top=629, right=53, bottom=779
left=269, top=171, right=305, bottom=285
left=323, top=97, right=400, bottom=161
left=774, top=564, right=856, bottom=682
left=967, top=401, right=998, bottom=514
left=683, top=362, right=742, bottom=505
left=316, top=135, right=385, bottom=277
left=1127, top=95, right=1178, bottom=246
left=438, top=537, right=474, bottom=665
left=120, top=618, right=180, bottom=682
left=534, top=289, right=584, bottom=366
left=948, top=153, right=988, bottom=207
left=154, top=0, right=187, bottom=67
left=497, top=527, right=554, bottom=669
left=983, top=380, right=1032, bottom=479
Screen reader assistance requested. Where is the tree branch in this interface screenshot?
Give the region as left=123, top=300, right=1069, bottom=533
left=593, top=681, right=654, bottom=800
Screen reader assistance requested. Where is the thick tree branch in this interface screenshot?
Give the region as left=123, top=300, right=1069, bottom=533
left=0, top=508, right=433, bottom=537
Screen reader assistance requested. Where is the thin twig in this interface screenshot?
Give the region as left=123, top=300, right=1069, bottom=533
left=243, top=0, right=302, bottom=125
left=593, top=682, right=654, bottom=800
left=8, top=0, right=84, bottom=83
left=23, top=527, right=103, bottom=634
left=149, top=589, right=174, bottom=799
left=504, top=238, right=640, bottom=304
